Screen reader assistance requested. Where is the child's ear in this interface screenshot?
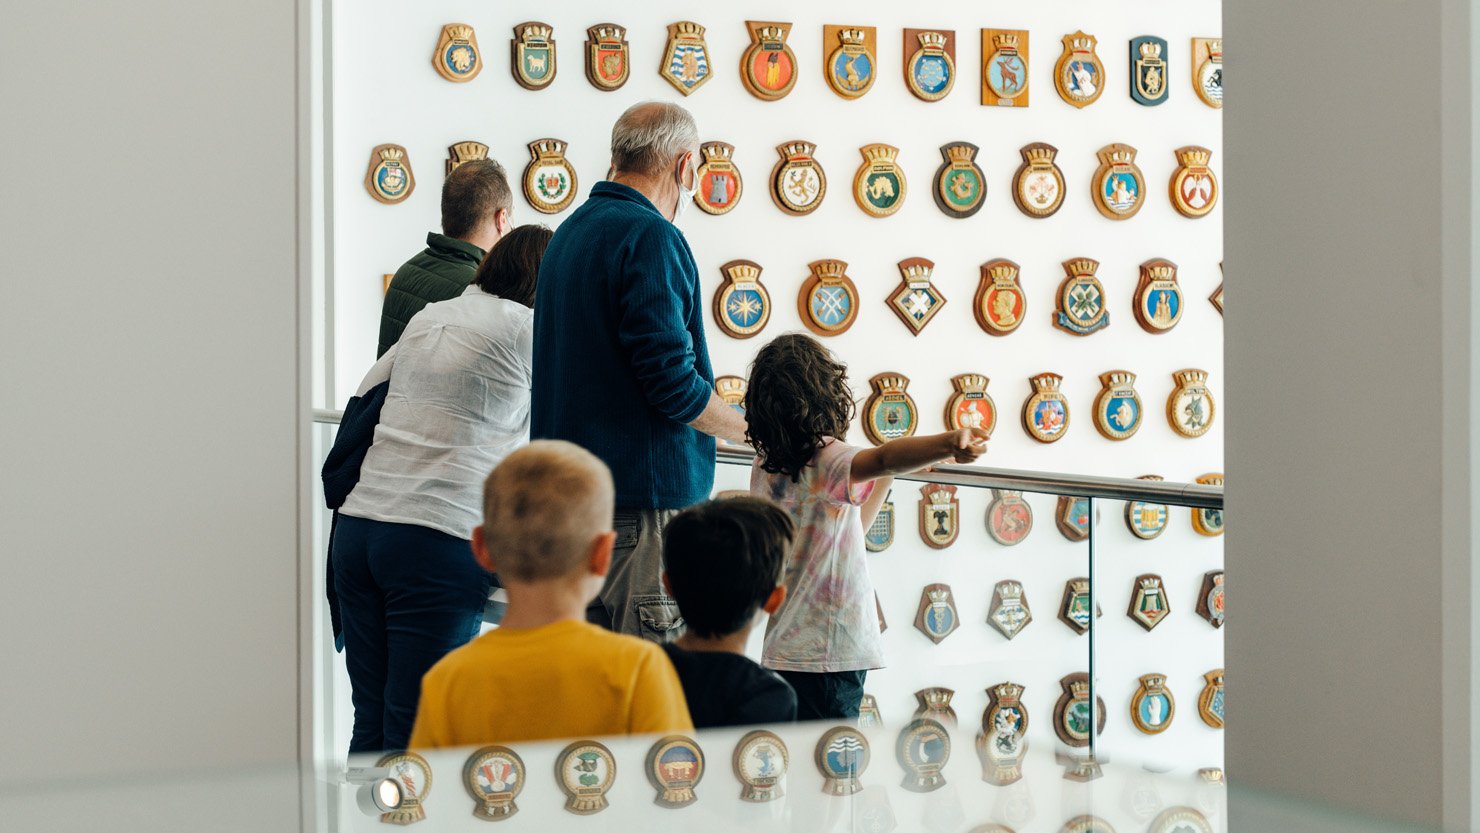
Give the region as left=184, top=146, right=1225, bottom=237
left=660, top=571, right=673, bottom=596
left=470, top=526, right=496, bottom=573
left=589, top=531, right=616, bottom=578
left=762, top=585, right=787, bottom=615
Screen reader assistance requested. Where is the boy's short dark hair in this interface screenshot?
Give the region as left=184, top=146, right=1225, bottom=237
left=442, top=159, right=512, bottom=239
left=663, top=497, right=795, bottom=639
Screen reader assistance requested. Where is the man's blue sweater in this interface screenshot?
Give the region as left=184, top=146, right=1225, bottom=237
left=531, top=182, right=715, bottom=508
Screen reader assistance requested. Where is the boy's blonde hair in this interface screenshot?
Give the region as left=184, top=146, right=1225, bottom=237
left=481, top=440, right=615, bottom=581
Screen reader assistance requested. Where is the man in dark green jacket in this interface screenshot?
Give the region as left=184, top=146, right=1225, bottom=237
left=377, top=159, right=514, bottom=357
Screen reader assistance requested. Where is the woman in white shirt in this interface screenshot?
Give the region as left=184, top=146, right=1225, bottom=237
left=332, top=224, right=551, bottom=753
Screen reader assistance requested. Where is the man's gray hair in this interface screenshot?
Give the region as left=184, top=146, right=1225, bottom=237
left=609, top=101, right=699, bottom=176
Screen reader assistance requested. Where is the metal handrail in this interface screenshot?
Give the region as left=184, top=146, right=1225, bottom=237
left=311, top=408, right=1222, bottom=509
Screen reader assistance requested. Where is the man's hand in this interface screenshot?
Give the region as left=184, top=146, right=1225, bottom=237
left=687, top=391, right=748, bottom=444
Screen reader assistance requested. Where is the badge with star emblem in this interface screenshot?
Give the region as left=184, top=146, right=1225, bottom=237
left=1130, top=36, right=1168, bottom=105
left=1054, top=673, right=1105, bottom=747
left=854, top=144, right=907, bottom=217
left=887, top=258, right=946, bottom=334
left=1093, top=371, right=1143, bottom=440
left=946, top=373, right=996, bottom=436
left=1013, top=143, right=1065, bottom=218
left=1198, top=570, right=1226, bottom=628
left=981, top=29, right=1029, bottom=106
left=866, top=490, right=895, bottom=552
left=1023, top=372, right=1069, bottom=443
left=1125, top=476, right=1169, bottom=539
left=771, top=141, right=826, bottom=215
left=823, top=25, right=878, bottom=99
left=988, top=580, right=1032, bottom=640
left=584, top=23, right=629, bottom=90
left=445, top=141, right=488, bottom=176
left=904, top=29, right=955, bottom=101
left=1128, top=573, right=1171, bottom=631
left=694, top=141, right=742, bottom=215
left=915, top=582, right=960, bottom=641
left=434, top=24, right=482, bottom=83
left=1170, top=146, right=1219, bottom=218
left=510, top=22, right=556, bottom=90
left=934, top=142, right=985, bottom=218
left=799, top=258, right=857, bottom=335
left=1193, top=38, right=1224, bottom=108
left=975, top=259, right=1026, bottom=335
left=365, top=144, right=415, bottom=204
left=977, top=682, right=1029, bottom=786
left=522, top=139, right=577, bottom=214
left=1130, top=674, right=1176, bottom=735
left=1055, top=31, right=1104, bottom=108
left=918, top=485, right=959, bottom=549
left=1134, top=259, right=1183, bottom=333
left=741, top=21, right=797, bottom=100
left=1168, top=369, right=1216, bottom=438
left=661, top=21, right=712, bottom=96
left=986, top=489, right=1033, bottom=546
left=715, top=376, right=747, bottom=413
left=1093, top=143, right=1145, bottom=220
left=1054, top=258, right=1109, bottom=336
left=1199, top=669, right=1226, bottom=728
left=865, top=373, right=918, bottom=445
left=713, top=259, right=770, bottom=339
left=1193, top=473, right=1225, bottom=536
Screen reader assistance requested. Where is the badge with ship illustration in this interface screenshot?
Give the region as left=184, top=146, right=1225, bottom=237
left=915, top=583, right=960, bottom=642
left=1013, top=143, right=1065, bottom=218
left=463, top=745, right=524, bottom=820
left=741, top=21, right=797, bottom=100
left=897, top=718, right=952, bottom=793
left=864, top=373, right=918, bottom=445
left=661, top=21, right=712, bottom=95
left=988, top=580, right=1032, bottom=640
left=584, top=23, right=629, bottom=90
left=1125, top=475, right=1169, bottom=539
left=713, top=259, right=770, bottom=339
left=734, top=730, right=788, bottom=803
left=866, top=490, right=895, bottom=552
left=1198, top=571, right=1226, bottom=628
left=913, top=687, right=957, bottom=726
left=933, top=142, right=986, bottom=218
left=693, top=141, right=742, bottom=215
left=1054, top=259, right=1108, bottom=336
left=1150, top=807, right=1214, bottom=833
left=981, top=29, right=1029, bottom=106
left=1129, top=36, right=1168, bottom=105
left=1092, top=143, right=1145, bottom=220
left=522, top=139, right=577, bottom=215
left=887, top=258, right=945, bottom=334
left=1055, top=31, right=1104, bottom=108
left=1170, top=146, right=1219, bottom=218
left=433, top=24, right=481, bottom=83
left=510, top=22, right=556, bottom=90
left=904, top=29, right=955, bottom=101
left=1130, top=674, right=1176, bottom=735
left=646, top=735, right=704, bottom=808
left=1134, top=259, right=1183, bottom=333
left=799, top=258, right=857, bottom=335
left=1193, top=473, right=1225, bottom=536
left=975, top=259, right=1026, bottom=335
left=445, top=141, right=488, bottom=176
left=715, top=376, right=747, bottom=414
left=917, top=484, right=959, bottom=549
left=365, top=144, right=415, bottom=204
left=377, top=751, right=432, bottom=825
left=854, top=144, right=907, bottom=217
left=1167, top=369, right=1216, bottom=438
left=1093, top=371, right=1143, bottom=440
left=816, top=726, right=871, bottom=795
left=771, top=141, right=827, bottom=215
left=1058, top=578, right=1100, bottom=635
left=1199, top=669, right=1226, bottom=729
left=1023, top=372, right=1070, bottom=443
left=1054, top=673, right=1105, bottom=748
left=556, top=741, right=615, bottom=815
left=977, top=682, right=1029, bottom=786
left=986, top=489, right=1033, bottom=546
left=1193, top=38, right=1224, bottom=108
left=1056, top=496, right=1091, bottom=541
left=823, top=25, right=878, bottom=99
left=946, top=374, right=996, bottom=436
left=1128, top=573, right=1171, bottom=631
left=858, top=694, right=884, bottom=729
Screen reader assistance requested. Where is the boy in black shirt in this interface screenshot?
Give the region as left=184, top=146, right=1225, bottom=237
left=660, top=497, right=799, bottom=728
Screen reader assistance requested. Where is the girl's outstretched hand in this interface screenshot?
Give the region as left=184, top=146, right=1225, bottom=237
left=949, top=427, right=990, bottom=463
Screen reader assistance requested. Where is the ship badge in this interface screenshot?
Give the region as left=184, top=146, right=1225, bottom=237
left=897, top=719, right=952, bottom=792
left=1054, top=258, right=1109, bottom=335
left=887, top=257, right=946, bottom=334
left=771, top=141, right=827, bottom=215
left=975, top=258, right=1026, bottom=335
left=713, top=259, right=770, bottom=339
left=584, top=23, right=629, bottom=91
left=1130, top=36, right=1168, bottom=105
left=982, top=30, right=1030, bottom=106
left=1134, top=259, right=1183, bottom=333
left=1167, top=369, right=1216, bottom=438
left=1130, top=674, right=1176, bottom=735
left=1170, top=146, right=1219, bottom=218
left=915, top=583, right=960, bottom=642
left=645, top=735, right=704, bottom=808
left=740, top=21, right=797, bottom=100
left=1128, top=573, right=1171, bottom=631
left=854, top=143, right=907, bottom=218
left=376, top=751, right=432, bottom=825
left=462, top=745, right=524, bottom=820
left=434, top=24, right=481, bottom=83
left=510, top=22, right=556, bottom=90
left=823, top=25, right=878, bottom=99
left=1094, top=370, right=1143, bottom=440
left=734, top=730, right=788, bottom=803
left=946, top=373, right=997, bottom=437
left=1023, top=372, right=1070, bottom=443
left=1055, top=31, right=1104, bottom=108
left=365, top=144, right=415, bottom=204
left=1013, top=143, right=1065, bottom=218
left=988, top=580, right=1032, bottom=640
left=904, top=29, right=955, bottom=102
left=799, top=258, right=857, bottom=335
left=987, top=489, right=1034, bottom=546
left=1054, top=673, right=1106, bottom=747
left=865, top=373, right=919, bottom=445
left=694, top=141, right=742, bottom=215
left=1092, top=143, right=1145, bottom=220
left=661, top=21, right=712, bottom=96
left=917, top=484, right=959, bottom=549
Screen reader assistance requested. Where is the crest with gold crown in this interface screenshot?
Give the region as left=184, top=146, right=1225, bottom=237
left=1131, top=673, right=1177, bottom=735
left=584, top=23, right=629, bottom=91
left=864, top=372, right=919, bottom=446
left=798, top=258, right=856, bottom=335
left=1054, top=672, right=1105, bottom=747
left=1168, top=369, right=1216, bottom=439
left=1093, top=143, right=1146, bottom=220
left=1094, top=370, right=1144, bottom=440
left=933, top=142, right=985, bottom=218
left=364, top=144, right=415, bottom=204
left=1130, top=35, right=1168, bottom=105
left=511, top=21, right=556, bottom=90
left=1171, top=145, right=1219, bottom=218
left=1013, top=142, right=1065, bottom=218
left=904, top=29, right=955, bottom=101
left=823, top=25, right=877, bottom=99
left=1193, top=37, right=1224, bottom=108
left=1055, top=31, right=1104, bottom=107
left=522, top=138, right=576, bottom=214
left=1134, top=259, right=1184, bottom=333
left=946, top=373, right=997, bottom=437
left=917, top=484, right=959, bottom=549
left=741, top=21, right=797, bottom=100
left=914, top=582, right=959, bottom=641
left=712, top=259, right=771, bottom=339
left=887, top=257, right=946, bottom=335
left=434, top=24, right=481, bottom=83
left=988, top=581, right=1033, bottom=640
left=661, top=21, right=712, bottom=96
left=853, top=143, right=907, bottom=217
left=982, top=29, right=1030, bottom=105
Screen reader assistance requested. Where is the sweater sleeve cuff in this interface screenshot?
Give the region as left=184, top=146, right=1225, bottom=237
left=667, top=373, right=712, bottom=426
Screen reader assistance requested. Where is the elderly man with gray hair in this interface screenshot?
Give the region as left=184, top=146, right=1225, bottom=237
left=531, top=101, right=747, bottom=641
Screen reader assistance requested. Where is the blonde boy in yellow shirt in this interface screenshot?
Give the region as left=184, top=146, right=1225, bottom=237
left=409, top=440, right=693, bottom=748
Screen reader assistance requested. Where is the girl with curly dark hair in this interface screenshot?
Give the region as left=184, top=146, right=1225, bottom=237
left=744, top=333, right=988, bottom=719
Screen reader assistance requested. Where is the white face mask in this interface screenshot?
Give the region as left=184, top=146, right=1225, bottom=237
left=672, top=155, right=697, bottom=222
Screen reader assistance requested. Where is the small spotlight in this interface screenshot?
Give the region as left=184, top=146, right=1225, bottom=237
left=346, top=767, right=403, bottom=815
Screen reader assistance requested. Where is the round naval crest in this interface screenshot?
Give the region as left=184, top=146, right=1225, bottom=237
left=376, top=750, right=432, bottom=825
left=555, top=740, right=616, bottom=815
left=864, top=373, right=918, bottom=445
left=433, top=24, right=481, bottom=83
left=1055, top=31, right=1104, bottom=108
left=917, top=486, right=959, bottom=550
left=661, top=21, right=712, bottom=96
left=1193, top=473, right=1225, bottom=536
left=905, top=30, right=955, bottom=101
left=1125, top=476, right=1170, bottom=539
left=463, top=745, right=525, bottom=820
left=1193, top=38, right=1224, bottom=108
left=741, top=21, right=797, bottom=100
left=1053, top=673, right=1106, bottom=748
left=365, top=144, right=415, bottom=204
left=522, top=138, right=576, bottom=214
left=975, top=259, right=1025, bottom=335
left=1168, top=369, right=1216, bottom=438
left=799, top=259, right=857, bottom=336
left=1054, top=259, right=1109, bottom=336
left=824, top=26, right=877, bottom=99
left=734, top=730, right=788, bottom=802
left=1150, top=806, right=1214, bottom=833
left=646, top=735, right=704, bottom=808
left=934, top=142, right=985, bottom=218
left=584, top=23, right=629, bottom=91
left=1170, top=146, right=1219, bottom=217
left=1092, top=143, right=1145, bottom=220
left=914, top=582, right=959, bottom=642
left=1013, top=143, right=1065, bottom=218
left=1128, top=573, right=1171, bottom=631
left=986, top=489, right=1033, bottom=546
left=1199, top=669, right=1226, bottom=729
left=510, top=22, right=556, bottom=90
left=988, top=580, right=1032, bottom=639
left=1093, top=371, right=1143, bottom=440
left=693, top=141, right=742, bottom=215
left=1134, top=259, right=1184, bottom=333
left=888, top=258, right=945, bottom=334
left=984, top=31, right=1029, bottom=105
left=1197, top=570, right=1226, bottom=628
left=978, top=682, right=1029, bottom=785
left=713, top=259, right=770, bottom=339
left=896, top=719, right=951, bottom=793
left=946, top=374, right=996, bottom=436
left=854, top=144, right=907, bottom=218
left=815, top=726, right=870, bottom=795
left=1130, top=674, right=1176, bottom=735
left=1022, top=372, right=1069, bottom=443
left=771, top=141, right=826, bottom=215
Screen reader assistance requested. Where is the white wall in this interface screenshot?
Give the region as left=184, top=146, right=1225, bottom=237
left=0, top=2, right=308, bottom=831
